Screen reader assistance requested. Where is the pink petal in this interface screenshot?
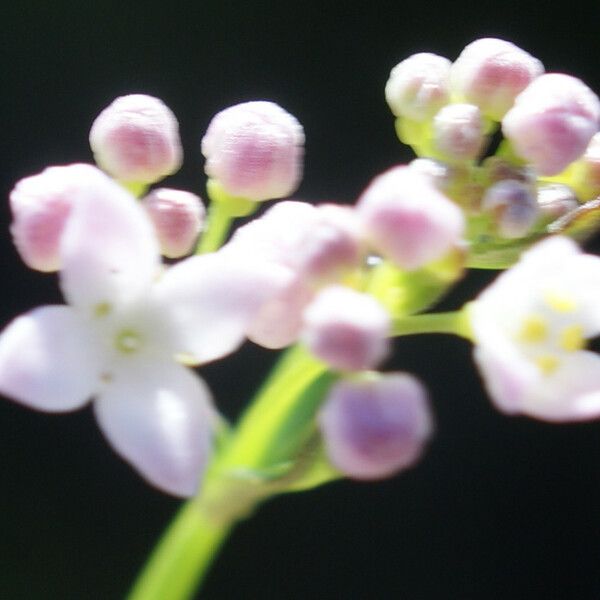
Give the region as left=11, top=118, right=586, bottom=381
left=0, top=306, right=99, bottom=411
left=94, top=360, right=215, bottom=497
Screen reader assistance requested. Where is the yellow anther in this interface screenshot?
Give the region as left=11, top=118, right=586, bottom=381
left=559, top=324, right=585, bottom=352
left=535, top=354, right=560, bottom=375
left=543, top=290, right=577, bottom=313
left=115, top=329, right=142, bottom=354
left=518, top=315, right=548, bottom=343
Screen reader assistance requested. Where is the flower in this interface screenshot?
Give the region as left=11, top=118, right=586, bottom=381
left=201, top=101, right=305, bottom=201
left=470, top=236, right=600, bottom=421
left=0, top=168, right=286, bottom=496
left=89, top=94, right=183, bottom=184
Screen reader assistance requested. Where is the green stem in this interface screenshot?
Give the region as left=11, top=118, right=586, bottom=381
left=392, top=309, right=472, bottom=340
left=196, top=201, right=235, bottom=254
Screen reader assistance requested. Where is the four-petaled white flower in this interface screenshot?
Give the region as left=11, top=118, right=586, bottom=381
left=470, top=236, right=600, bottom=421
left=0, top=169, right=286, bottom=496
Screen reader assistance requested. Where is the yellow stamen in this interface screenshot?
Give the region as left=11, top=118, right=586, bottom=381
left=518, top=315, right=548, bottom=343
left=544, top=290, right=577, bottom=313
left=559, top=324, right=585, bottom=352
left=535, top=354, right=560, bottom=375
left=115, top=329, right=142, bottom=354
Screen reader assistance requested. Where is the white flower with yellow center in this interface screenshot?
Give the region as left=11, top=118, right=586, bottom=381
left=470, top=236, right=600, bottom=421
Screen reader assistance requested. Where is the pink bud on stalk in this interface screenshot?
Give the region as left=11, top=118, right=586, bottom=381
left=357, top=166, right=464, bottom=270
left=385, top=53, right=452, bottom=121
left=141, top=188, right=205, bottom=258
left=502, top=74, right=600, bottom=176
left=9, top=164, right=110, bottom=271
left=432, top=103, right=486, bottom=162
left=201, top=101, right=304, bottom=201
left=302, top=286, right=391, bottom=372
left=318, top=373, right=433, bottom=480
left=451, top=38, right=544, bottom=121
left=89, top=94, right=182, bottom=184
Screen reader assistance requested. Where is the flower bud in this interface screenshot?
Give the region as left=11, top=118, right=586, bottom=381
left=481, top=179, right=539, bottom=238
left=89, top=94, right=182, bottom=184
left=9, top=163, right=109, bottom=271
left=385, top=53, right=451, bottom=121
left=318, top=373, right=433, bottom=480
left=571, top=132, right=600, bottom=201
left=536, top=184, right=578, bottom=224
left=141, top=188, right=205, bottom=258
left=302, top=286, right=390, bottom=371
left=451, top=38, right=544, bottom=121
left=201, top=101, right=304, bottom=201
left=502, top=74, right=600, bottom=176
left=357, top=166, right=465, bottom=270
left=432, top=103, right=486, bottom=161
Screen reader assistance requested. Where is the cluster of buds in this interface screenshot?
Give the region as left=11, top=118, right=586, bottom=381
left=2, top=37, right=600, bottom=503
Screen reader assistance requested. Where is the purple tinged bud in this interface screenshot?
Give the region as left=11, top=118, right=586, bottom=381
left=385, top=53, right=452, bottom=121
left=451, top=38, right=544, bottom=121
left=89, top=94, right=183, bottom=184
left=141, top=188, right=205, bottom=258
left=302, top=286, right=391, bottom=371
left=201, top=101, right=305, bottom=201
left=432, top=103, right=486, bottom=161
left=502, top=74, right=600, bottom=176
left=357, top=166, right=465, bottom=270
left=481, top=179, right=539, bottom=238
left=318, top=373, right=433, bottom=480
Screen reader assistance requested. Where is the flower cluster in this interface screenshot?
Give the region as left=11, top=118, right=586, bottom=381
left=3, top=37, right=600, bottom=505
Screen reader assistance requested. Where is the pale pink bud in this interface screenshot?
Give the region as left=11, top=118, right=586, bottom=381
left=89, top=94, right=182, bottom=184
left=357, top=166, right=465, bottom=270
left=451, top=38, right=544, bottom=121
left=9, top=164, right=109, bottom=271
left=536, top=184, right=578, bottom=223
left=141, top=188, right=205, bottom=258
left=481, top=179, right=539, bottom=238
left=385, top=53, right=451, bottom=121
left=201, top=101, right=304, bottom=201
left=318, top=373, right=433, bottom=480
left=502, top=74, right=600, bottom=176
left=302, top=286, right=390, bottom=371
left=432, top=103, right=486, bottom=161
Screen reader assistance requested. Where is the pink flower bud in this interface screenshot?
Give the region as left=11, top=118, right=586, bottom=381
left=9, top=164, right=109, bottom=271
left=502, top=74, right=600, bottom=176
left=432, top=103, right=486, bottom=161
left=385, top=53, right=451, bottom=121
left=357, top=166, right=465, bottom=270
left=451, top=38, right=544, bottom=121
left=318, top=373, right=433, bottom=480
left=141, top=188, right=205, bottom=258
left=481, top=179, right=539, bottom=238
left=201, top=101, right=304, bottom=201
left=89, top=94, right=182, bottom=184
left=302, top=286, right=390, bottom=371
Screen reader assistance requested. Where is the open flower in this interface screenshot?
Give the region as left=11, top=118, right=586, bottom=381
left=470, top=236, right=600, bottom=421
left=0, top=169, right=285, bottom=496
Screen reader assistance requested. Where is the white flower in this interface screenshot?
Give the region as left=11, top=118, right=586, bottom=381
left=0, top=170, right=285, bottom=496
left=470, top=236, right=600, bottom=421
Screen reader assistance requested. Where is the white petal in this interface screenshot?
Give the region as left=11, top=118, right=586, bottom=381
left=522, top=351, right=600, bottom=421
left=0, top=306, right=100, bottom=411
left=94, top=360, right=215, bottom=496
left=59, top=174, right=160, bottom=314
left=154, top=252, right=291, bottom=364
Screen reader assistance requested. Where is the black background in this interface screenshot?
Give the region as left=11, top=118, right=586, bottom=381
left=1, top=2, right=599, bottom=599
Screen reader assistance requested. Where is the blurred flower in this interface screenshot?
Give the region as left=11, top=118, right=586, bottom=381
left=201, top=101, right=304, bottom=201
left=470, top=236, right=600, bottom=421
left=432, top=103, right=486, bottom=162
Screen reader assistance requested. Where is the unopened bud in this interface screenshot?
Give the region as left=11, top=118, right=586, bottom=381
left=536, top=184, right=579, bottom=224
left=571, top=132, right=600, bottom=201
left=502, top=74, right=600, bottom=176
left=302, top=286, right=390, bottom=371
left=201, top=101, right=304, bottom=201
left=357, top=166, right=465, bottom=270
left=451, top=38, right=544, bottom=121
left=481, top=179, right=539, bottom=238
left=432, top=103, right=486, bottom=161
left=141, top=188, right=205, bottom=258
left=89, top=94, right=182, bottom=184
left=318, top=373, right=433, bottom=480
left=385, top=53, right=451, bottom=121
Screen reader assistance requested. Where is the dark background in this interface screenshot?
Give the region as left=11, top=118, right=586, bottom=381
left=1, top=1, right=599, bottom=599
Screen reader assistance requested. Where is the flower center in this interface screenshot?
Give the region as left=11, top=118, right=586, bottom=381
left=115, top=328, right=143, bottom=354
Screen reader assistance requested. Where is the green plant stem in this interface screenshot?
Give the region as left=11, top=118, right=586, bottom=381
left=196, top=201, right=234, bottom=254
left=392, top=310, right=472, bottom=340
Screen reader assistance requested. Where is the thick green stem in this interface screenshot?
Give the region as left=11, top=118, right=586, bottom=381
left=392, top=310, right=472, bottom=340
left=196, top=201, right=235, bottom=254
